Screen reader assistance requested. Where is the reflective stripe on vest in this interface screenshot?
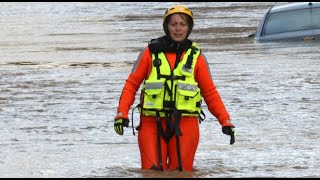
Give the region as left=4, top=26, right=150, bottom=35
left=142, top=43, right=202, bottom=117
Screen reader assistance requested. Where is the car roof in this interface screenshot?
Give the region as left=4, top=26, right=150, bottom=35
left=270, top=2, right=320, bottom=13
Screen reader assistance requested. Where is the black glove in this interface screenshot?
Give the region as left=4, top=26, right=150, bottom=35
left=222, top=126, right=235, bottom=145
left=114, top=118, right=129, bottom=135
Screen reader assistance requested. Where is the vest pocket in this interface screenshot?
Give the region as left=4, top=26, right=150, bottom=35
left=176, top=82, right=200, bottom=112
left=143, top=80, right=165, bottom=110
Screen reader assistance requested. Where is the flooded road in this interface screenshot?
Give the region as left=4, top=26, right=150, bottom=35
left=0, top=2, right=320, bottom=178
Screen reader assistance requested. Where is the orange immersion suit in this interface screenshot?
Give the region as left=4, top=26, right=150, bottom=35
left=115, top=37, right=233, bottom=171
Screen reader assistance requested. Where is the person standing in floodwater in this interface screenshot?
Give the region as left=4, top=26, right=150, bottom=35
left=114, top=4, right=235, bottom=171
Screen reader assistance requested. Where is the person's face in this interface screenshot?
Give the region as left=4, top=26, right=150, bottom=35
left=168, top=13, right=189, bottom=43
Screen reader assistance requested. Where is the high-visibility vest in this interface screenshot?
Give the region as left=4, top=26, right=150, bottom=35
left=142, top=43, right=202, bottom=117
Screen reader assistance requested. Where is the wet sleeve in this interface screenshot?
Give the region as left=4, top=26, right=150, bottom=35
left=194, top=53, right=234, bottom=127
left=115, top=47, right=151, bottom=120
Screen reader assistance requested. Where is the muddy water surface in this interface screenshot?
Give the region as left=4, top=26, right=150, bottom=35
left=0, top=2, right=320, bottom=178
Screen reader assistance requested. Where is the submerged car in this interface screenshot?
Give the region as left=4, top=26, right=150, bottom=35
left=254, top=2, right=320, bottom=43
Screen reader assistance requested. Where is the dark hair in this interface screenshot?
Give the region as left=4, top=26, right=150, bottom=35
left=163, top=13, right=194, bottom=37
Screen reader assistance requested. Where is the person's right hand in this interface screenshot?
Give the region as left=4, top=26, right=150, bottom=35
left=114, top=118, right=129, bottom=135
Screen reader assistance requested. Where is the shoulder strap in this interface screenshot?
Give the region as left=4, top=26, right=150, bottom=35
left=183, top=44, right=199, bottom=73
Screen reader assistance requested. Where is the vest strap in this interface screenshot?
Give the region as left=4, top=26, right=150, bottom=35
left=173, top=107, right=183, bottom=171
left=153, top=53, right=161, bottom=80
left=155, top=111, right=164, bottom=171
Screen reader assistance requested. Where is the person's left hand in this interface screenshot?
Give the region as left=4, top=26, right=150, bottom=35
left=222, top=126, right=235, bottom=145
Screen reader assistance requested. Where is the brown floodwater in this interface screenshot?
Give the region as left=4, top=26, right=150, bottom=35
left=0, top=2, right=319, bottom=178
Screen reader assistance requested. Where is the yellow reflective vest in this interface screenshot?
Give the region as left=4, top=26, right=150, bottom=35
left=142, top=43, right=202, bottom=117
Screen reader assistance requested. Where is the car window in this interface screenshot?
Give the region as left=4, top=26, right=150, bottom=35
left=262, top=7, right=320, bottom=35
